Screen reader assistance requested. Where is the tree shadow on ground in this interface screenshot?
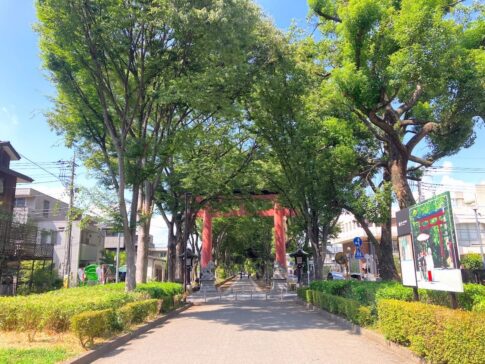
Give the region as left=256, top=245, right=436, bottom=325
left=179, top=301, right=347, bottom=332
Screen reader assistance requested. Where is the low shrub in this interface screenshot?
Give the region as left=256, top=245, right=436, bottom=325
left=310, top=280, right=400, bottom=307
left=303, top=289, right=374, bottom=326
left=310, top=280, right=485, bottom=311
left=378, top=299, right=485, bottom=363
left=375, top=284, right=414, bottom=302
left=459, top=284, right=485, bottom=310
left=461, top=254, right=483, bottom=270
left=71, top=309, right=114, bottom=348
left=117, top=299, right=159, bottom=327
left=0, top=282, right=182, bottom=333
left=159, top=295, right=174, bottom=313
left=174, top=294, right=185, bottom=307
left=215, top=266, right=227, bottom=280
left=134, top=282, right=183, bottom=299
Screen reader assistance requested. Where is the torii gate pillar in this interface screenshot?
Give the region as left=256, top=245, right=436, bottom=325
left=201, top=208, right=213, bottom=269
left=273, top=204, right=287, bottom=270
left=197, top=195, right=293, bottom=291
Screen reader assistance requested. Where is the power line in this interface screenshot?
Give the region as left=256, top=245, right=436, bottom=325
left=18, top=153, right=65, bottom=182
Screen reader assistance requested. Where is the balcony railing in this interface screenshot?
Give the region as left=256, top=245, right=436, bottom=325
left=0, top=215, right=54, bottom=260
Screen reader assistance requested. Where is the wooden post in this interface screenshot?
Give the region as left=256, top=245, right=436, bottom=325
left=450, top=292, right=458, bottom=309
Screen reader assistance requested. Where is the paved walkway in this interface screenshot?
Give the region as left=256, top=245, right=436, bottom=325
left=94, top=300, right=411, bottom=364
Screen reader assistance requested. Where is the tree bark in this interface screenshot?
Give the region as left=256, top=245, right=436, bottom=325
left=136, top=182, right=154, bottom=284
left=389, top=146, right=416, bottom=209
left=376, top=215, right=400, bottom=280
left=166, top=221, right=176, bottom=282
left=307, top=216, right=324, bottom=280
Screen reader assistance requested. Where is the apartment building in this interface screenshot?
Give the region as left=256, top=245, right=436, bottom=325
left=14, top=188, right=104, bottom=284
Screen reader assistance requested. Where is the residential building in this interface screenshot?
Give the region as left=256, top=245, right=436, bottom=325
left=450, top=186, right=485, bottom=257
left=14, top=188, right=68, bottom=224
left=0, top=142, right=56, bottom=295
left=0, top=141, right=33, bottom=213
left=102, top=228, right=165, bottom=281
left=14, top=188, right=104, bottom=285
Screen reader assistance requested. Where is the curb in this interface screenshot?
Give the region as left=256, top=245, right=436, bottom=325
left=64, top=303, right=193, bottom=364
left=296, top=299, right=425, bottom=364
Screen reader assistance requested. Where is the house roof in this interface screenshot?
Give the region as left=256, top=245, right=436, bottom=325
left=0, top=141, right=34, bottom=183
left=0, top=166, right=34, bottom=183
left=0, top=141, right=21, bottom=161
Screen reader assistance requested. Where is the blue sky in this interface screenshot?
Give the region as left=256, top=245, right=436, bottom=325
left=1, top=1, right=485, bottom=244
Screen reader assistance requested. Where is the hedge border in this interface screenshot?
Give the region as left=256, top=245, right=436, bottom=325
left=66, top=303, right=192, bottom=364
left=296, top=292, right=424, bottom=364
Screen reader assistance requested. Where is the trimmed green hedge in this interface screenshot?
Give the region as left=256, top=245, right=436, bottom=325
left=71, top=299, right=161, bottom=347
left=0, top=282, right=182, bottom=334
left=298, top=288, right=373, bottom=326
left=71, top=309, right=114, bottom=348
left=378, top=299, right=485, bottom=364
left=118, top=299, right=159, bottom=326
left=134, top=282, right=183, bottom=299
left=309, top=280, right=485, bottom=311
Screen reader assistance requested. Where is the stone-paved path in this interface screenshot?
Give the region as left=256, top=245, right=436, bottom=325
left=93, top=300, right=411, bottom=364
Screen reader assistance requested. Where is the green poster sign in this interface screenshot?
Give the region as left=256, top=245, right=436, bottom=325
left=409, top=192, right=463, bottom=292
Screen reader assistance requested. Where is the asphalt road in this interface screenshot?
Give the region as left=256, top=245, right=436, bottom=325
left=93, top=300, right=411, bottom=364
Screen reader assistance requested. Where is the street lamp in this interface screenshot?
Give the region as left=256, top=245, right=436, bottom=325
left=289, top=247, right=309, bottom=286
left=179, top=248, right=195, bottom=292
left=472, top=207, right=485, bottom=269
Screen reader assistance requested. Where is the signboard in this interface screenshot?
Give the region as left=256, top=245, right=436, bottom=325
left=398, top=235, right=417, bottom=286
left=353, top=237, right=363, bottom=247
left=396, top=208, right=417, bottom=286
left=354, top=249, right=364, bottom=259
left=396, top=208, right=411, bottom=236
left=409, top=192, right=463, bottom=293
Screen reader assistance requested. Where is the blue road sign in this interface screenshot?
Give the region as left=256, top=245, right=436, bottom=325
left=355, top=248, right=364, bottom=259
left=353, top=237, right=363, bottom=247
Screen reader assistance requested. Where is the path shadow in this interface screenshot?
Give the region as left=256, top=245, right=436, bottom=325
left=180, top=301, right=347, bottom=332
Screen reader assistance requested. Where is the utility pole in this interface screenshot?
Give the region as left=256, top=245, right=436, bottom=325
left=63, top=153, right=76, bottom=287
left=418, top=180, right=424, bottom=203
left=472, top=207, right=485, bottom=269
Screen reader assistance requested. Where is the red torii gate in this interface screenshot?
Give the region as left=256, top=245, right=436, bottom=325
left=196, top=193, right=295, bottom=272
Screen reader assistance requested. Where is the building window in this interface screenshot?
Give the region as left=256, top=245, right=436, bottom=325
left=40, top=230, right=49, bottom=245
left=0, top=177, right=4, bottom=195
left=14, top=198, right=26, bottom=207
left=456, top=223, right=485, bottom=247
left=43, top=200, right=50, bottom=217
left=51, top=230, right=57, bottom=245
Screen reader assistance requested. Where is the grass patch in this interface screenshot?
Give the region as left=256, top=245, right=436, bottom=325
left=0, top=347, right=71, bottom=364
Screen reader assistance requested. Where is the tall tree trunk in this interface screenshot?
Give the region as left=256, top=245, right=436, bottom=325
left=136, top=182, right=154, bottom=283
left=136, top=217, right=150, bottom=283
left=125, top=182, right=139, bottom=292
left=376, top=214, right=400, bottom=280
left=307, top=216, right=323, bottom=280
left=389, top=146, right=415, bottom=209
left=174, top=216, right=185, bottom=282
left=175, top=232, right=183, bottom=282
left=166, top=221, right=176, bottom=282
